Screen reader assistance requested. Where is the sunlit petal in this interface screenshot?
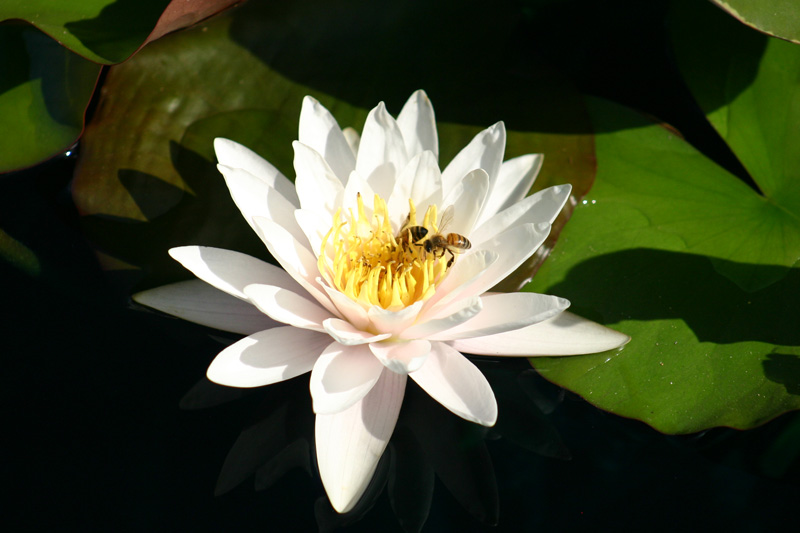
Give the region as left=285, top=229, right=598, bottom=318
left=310, top=343, right=384, bottom=414
left=450, top=311, right=631, bottom=356
left=207, top=327, right=330, bottom=387
left=410, top=342, right=497, bottom=426
left=316, top=369, right=406, bottom=513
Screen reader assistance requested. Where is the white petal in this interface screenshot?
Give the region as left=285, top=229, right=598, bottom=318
left=217, top=165, right=306, bottom=244
left=294, top=208, right=331, bottom=260
left=369, top=339, right=431, bottom=374
left=214, top=138, right=298, bottom=206
left=316, top=370, right=406, bottom=513
left=321, top=283, right=372, bottom=332
left=365, top=161, right=397, bottom=201
left=431, top=292, right=570, bottom=341
left=133, top=280, right=278, bottom=335
left=410, top=342, right=497, bottom=426
left=323, top=318, right=391, bottom=345
left=478, top=153, right=544, bottom=224
left=419, top=250, right=497, bottom=314
left=299, top=96, right=356, bottom=183
left=396, top=90, right=438, bottom=161
left=252, top=217, right=339, bottom=317
left=471, top=184, right=571, bottom=247
left=293, top=141, right=345, bottom=216
left=450, top=311, right=631, bottom=356
left=441, top=122, right=506, bottom=197
left=432, top=223, right=550, bottom=315
left=341, top=170, right=376, bottom=215
left=441, top=168, right=489, bottom=235
left=402, top=296, right=482, bottom=339
left=244, top=284, right=333, bottom=332
left=356, top=102, right=408, bottom=190
left=310, top=343, right=384, bottom=414
left=342, top=127, right=360, bottom=156
left=367, top=300, right=424, bottom=336
left=387, top=150, right=442, bottom=231
left=169, top=246, right=301, bottom=301
left=207, top=327, right=330, bottom=387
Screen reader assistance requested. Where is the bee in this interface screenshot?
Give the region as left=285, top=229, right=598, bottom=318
left=396, top=213, right=429, bottom=250
left=422, top=205, right=471, bottom=267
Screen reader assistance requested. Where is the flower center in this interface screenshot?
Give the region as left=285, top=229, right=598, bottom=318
left=318, top=194, right=451, bottom=310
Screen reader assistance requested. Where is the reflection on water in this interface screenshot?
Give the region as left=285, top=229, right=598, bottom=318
left=182, top=357, right=568, bottom=531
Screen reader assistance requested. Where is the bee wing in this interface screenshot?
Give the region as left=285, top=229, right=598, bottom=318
left=437, top=204, right=454, bottom=233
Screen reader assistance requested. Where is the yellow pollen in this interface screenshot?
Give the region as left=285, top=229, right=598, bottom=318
left=318, top=193, right=451, bottom=310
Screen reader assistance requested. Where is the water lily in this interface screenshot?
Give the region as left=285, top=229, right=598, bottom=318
left=134, top=90, right=629, bottom=513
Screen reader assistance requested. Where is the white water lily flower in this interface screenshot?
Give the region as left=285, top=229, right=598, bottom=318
left=134, top=90, right=629, bottom=513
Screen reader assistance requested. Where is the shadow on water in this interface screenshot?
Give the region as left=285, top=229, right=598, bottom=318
left=79, top=141, right=268, bottom=291
left=544, top=248, right=799, bottom=346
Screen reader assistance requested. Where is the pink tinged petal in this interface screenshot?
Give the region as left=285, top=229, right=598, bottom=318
left=435, top=223, right=551, bottom=313
left=310, top=343, right=384, bottom=414
left=214, top=138, right=298, bottom=206
left=321, top=283, right=372, bottom=332
left=478, top=153, right=544, bottom=224
left=367, top=300, right=424, bottom=336
left=450, top=311, right=631, bottom=356
left=431, top=292, right=571, bottom=341
left=244, top=284, right=333, bottom=332
left=217, top=164, right=307, bottom=245
left=133, top=280, right=278, bottom=335
left=369, top=339, right=431, bottom=374
left=471, top=184, right=572, bottom=247
left=299, top=96, right=356, bottom=184
left=342, top=127, right=360, bottom=156
left=420, top=250, right=498, bottom=314
left=292, top=141, right=345, bottom=216
left=322, top=318, right=392, bottom=345
left=207, top=327, right=331, bottom=388
left=440, top=121, right=506, bottom=197
left=356, top=102, right=408, bottom=190
left=252, top=217, right=339, bottom=317
left=387, top=150, right=442, bottom=230
left=410, top=342, right=497, bottom=426
left=169, top=246, right=301, bottom=301
left=402, top=296, right=483, bottom=339
left=441, top=168, right=489, bottom=235
left=396, top=89, right=438, bottom=161
left=316, top=370, right=406, bottom=513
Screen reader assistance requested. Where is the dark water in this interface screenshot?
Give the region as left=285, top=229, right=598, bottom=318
left=4, top=156, right=799, bottom=532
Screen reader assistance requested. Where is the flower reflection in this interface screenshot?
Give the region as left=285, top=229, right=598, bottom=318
left=182, top=359, right=568, bottom=531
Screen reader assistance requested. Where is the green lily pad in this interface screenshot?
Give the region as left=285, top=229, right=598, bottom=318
left=0, top=23, right=100, bottom=172
left=0, top=0, right=239, bottom=64
left=709, top=0, right=800, bottom=44
left=528, top=97, right=800, bottom=434
left=673, top=0, right=800, bottom=212
left=72, top=0, right=595, bottom=291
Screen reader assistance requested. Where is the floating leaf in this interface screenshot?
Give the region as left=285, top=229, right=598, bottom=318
left=0, top=24, right=99, bottom=172
left=709, top=0, right=800, bottom=44
left=528, top=97, right=800, bottom=434
left=0, top=0, right=239, bottom=64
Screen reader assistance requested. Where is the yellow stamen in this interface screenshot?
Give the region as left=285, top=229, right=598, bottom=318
left=318, top=193, right=452, bottom=310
